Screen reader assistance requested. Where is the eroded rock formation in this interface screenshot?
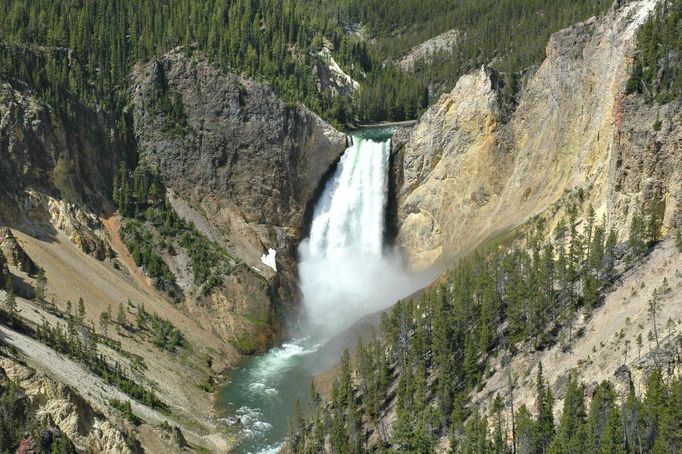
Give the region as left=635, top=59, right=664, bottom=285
left=393, top=0, right=680, bottom=270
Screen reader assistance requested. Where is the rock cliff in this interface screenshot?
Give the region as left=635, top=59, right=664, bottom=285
left=0, top=358, right=136, bottom=454
left=393, top=0, right=680, bottom=270
left=0, top=81, right=120, bottom=214
left=0, top=226, right=35, bottom=273
left=0, top=80, right=121, bottom=260
left=131, top=52, right=346, bottom=275
left=0, top=47, right=347, bottom=452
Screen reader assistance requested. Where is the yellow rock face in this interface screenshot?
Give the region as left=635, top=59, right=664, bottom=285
left=395, top=0, right=679, bottom=271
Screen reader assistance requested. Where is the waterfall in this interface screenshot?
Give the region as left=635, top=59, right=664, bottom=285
left=307, top=135, right=389, bottom=257
left=299, top=133, right=422, bottom=332
left=222, top=130, right=436, bottom=454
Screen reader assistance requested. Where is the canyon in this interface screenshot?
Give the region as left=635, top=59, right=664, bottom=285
left=0, top=0, right=680, bottom=452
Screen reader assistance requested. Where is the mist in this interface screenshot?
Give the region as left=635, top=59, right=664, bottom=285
left=299, top=244, right=434, bottom=334
left=298, top=134, right=433, bottom=337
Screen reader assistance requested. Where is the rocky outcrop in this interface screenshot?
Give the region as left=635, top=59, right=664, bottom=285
left=0, top=358, right=135, bottom=454
left=0, top=81, right=120, bottom=212
left=0, top=79, right=121, bottom=259
left=314, top=48, right=360, bottom=97
left=394, top=0, right=677, bottom=270
left=0, top=226, right=36, bottom=273
left=131, top=52, right=346, bottom=273
left=0, top=244, right=8, bottom=282
left=608, top=96, right=682, bottom=234
left=396, top=28, right=460, bottom=72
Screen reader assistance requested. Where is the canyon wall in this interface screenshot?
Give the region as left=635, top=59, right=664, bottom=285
left=393, top=0, right=681, bottom=271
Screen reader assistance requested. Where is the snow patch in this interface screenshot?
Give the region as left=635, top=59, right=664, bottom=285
left=260, top=248, right=277, bottom=272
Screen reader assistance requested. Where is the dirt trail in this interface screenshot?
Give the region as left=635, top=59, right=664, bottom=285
left=102, top=215, right=156, bottom=296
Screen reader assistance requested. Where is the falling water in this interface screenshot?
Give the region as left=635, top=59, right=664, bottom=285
left=220, top=128, right=431, bottom=453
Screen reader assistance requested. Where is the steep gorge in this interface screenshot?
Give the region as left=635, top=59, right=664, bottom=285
left=0, top=0, right=681, bottom=452
left=0, top=48, right=347, bottom=452
left=393, top=0, right=680, bottom=271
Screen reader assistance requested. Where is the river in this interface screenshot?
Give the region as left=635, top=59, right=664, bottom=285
left=219, top=126, right=422, bottom=453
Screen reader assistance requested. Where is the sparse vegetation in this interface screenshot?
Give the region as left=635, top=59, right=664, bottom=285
left=290, top=198, right=678, bottom=452
left=627, top=0, right=682, bottom=103
left=110, top=398, right=141, bottom=425
left=115, top=163, right=234, bottom=296
left=0, top=373, right=77, bottom=453
left=135, top=304, right=186, bottom=353
left=0, top=0, right=614, bottom=130
left=35, top=318, right=167, bottom=410
left=628, top=195, right=665, bottom=261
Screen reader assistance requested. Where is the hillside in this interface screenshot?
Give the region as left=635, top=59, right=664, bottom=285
left=291, top=0, right=682, bottom=452
left=0, top=48, right=346, bottom=451
left=0, top=0, right=680, bottom=452
left=393, top=0, right=679, bottom=271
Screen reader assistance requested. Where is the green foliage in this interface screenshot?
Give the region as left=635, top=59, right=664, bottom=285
left=628, top=195, right=665, bottom=260
left=115, top=163, right=233, bottom=296
left=0, top=0, right=613, bottom=127
left=135, top=304, right=186, bottom=352
left=355, top=0, right=611, bottom=116
left=121, top=219, right=177, bottom=294
left=3, top=275, right=17, bottom=323
left=290, top=200, right=672, bottom=452
left=110, top=398, right=141, bottom=425
left=153, top=72, right=191, bottom=138
left=536, top=363, right=555, bottom=452
left=0, top=0, right=373, bottom=124
left=34, top=269, right=47, bottom=308
left=0, top=373, right=76, bottom=453
left=627, top=0, right=682, bottom=103
left=35, top=318, right=167, bottom=410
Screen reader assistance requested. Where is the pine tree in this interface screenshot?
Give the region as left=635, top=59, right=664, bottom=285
left=622, top=380, right=644, bottom=454
left=642, top=369, right=666, bottom=452
left=585, top=381, right=618, bottom=454
left=99, top=310, right=110, bottom=336
left=77, top=297, right=86, bottom=324
left=549, top=373, right=586, bottom=454
left=289, top=400, right=305, bottom=453
left=491, top=394, right=506, bottom=454
left=536, top=363, right=555, bottom=452
left=516, top=404, right=538, bottom=454
left=648, top=288, right=661, bottom=348
left=337, top=349, right=353, bottom=408
left=4, top=274, right=17, bottom=322
left=628, top=206, right=647, bottom=258
left=598, top=406, right=625, bottom=454
left=392, top=406, right=416, bottom=451
left=646, top=195, right=662, bottom=245
left=35, top=269, right=47, bottom=308
left=460, top=409, right=489, bottom=454
left=117, top=302, right=127, bottom=328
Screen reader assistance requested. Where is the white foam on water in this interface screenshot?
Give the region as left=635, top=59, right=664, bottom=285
left=299, top=135, right=430, bottom=333
left=248, top=382, right=278, bottom=396
left=235, top=406, right=274, bottom=439
left=255, top=442, right=286, bottom=454
left=248, top=338, right=320, bottom=382
left=227, top=132, right=435, bottom=454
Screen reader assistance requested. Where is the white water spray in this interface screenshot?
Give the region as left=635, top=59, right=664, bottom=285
left=299, top=134, right=428, bottom=332
left=223, top=131, right=436, bottom=454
